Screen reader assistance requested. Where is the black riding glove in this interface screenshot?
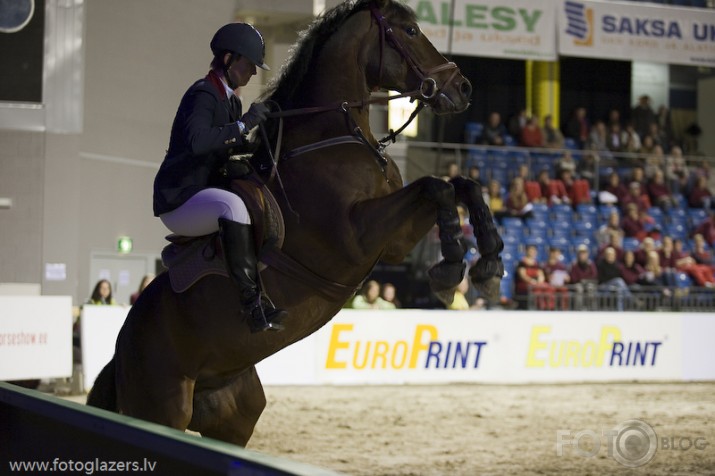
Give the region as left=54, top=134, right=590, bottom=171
left=240, top=102, right=270, bottom=131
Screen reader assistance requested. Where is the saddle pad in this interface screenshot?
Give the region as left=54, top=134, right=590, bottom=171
left=162, top=235, right=227, bottom=293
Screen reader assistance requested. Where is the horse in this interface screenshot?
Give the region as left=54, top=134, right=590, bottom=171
left=87, top=0, right=504, bottom=446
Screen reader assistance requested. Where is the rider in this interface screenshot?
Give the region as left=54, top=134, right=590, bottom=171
left=153, top=23, right=286, bottom=333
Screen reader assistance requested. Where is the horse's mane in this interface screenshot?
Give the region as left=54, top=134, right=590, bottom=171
left=261, top=0, right=414, bottom=107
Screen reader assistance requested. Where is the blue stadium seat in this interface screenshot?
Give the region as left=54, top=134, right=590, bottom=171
left=573, top=221, right=595, bottom=238
left=464, top=122, right=483, bottom=144
left=688, top=208, right=708, bottom=225
left=623, top=237, right=640, bottom=251
left=551, top=219, right=572, bottom=238
left=576, top=204, right=597, bottom=217
left=675, top=272, right=693, bottom=288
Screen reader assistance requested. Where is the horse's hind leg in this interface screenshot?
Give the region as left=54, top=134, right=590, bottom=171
left=450, top=176, right=504, bottom=301
left=190, top=366, right=266, bottom=446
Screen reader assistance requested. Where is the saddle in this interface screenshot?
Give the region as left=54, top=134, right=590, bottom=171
left=161, top=174, right=285, bottom=293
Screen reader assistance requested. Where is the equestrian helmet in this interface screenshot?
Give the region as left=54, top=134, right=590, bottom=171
left=210, top=23, right=270, bottom=71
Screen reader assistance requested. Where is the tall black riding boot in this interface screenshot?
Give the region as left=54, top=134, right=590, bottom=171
left=218, top=218, right=286, bottom=333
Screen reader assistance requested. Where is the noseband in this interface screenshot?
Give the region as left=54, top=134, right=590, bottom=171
left=368, top=3, right=461, bottom=102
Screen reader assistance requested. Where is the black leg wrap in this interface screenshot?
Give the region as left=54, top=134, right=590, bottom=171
left=472, top=205, right=503, bottom=259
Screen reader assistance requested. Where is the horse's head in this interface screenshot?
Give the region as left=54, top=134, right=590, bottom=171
left=365, top=0, right=472, bottom=115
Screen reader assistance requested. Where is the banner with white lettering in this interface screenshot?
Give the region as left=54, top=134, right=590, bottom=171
left=401, top=0, right=557, bottom=60
left=558, top=0, right=715, bottom=67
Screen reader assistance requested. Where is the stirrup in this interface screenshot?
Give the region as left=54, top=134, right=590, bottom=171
left=247, top=299, right=285, bottom=333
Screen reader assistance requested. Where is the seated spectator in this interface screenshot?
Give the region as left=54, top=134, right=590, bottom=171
left=576, top=153, right=598, bottom=188
left=596, top=210, right=624, bottom=248
left=555, top=150, right=577, bottom=177
left=688, top=175, right=713, bottom=209
left=606, top=122, right=624, bottom=152
left=564, top=106, right=589, bottom=149
left=351, top=280, right=396, bottom=310
left=647, top=168, right=675, bottom=210
left=672, top=236, right=715, bottom=287
left=543, top=114, right=565, bottom=149
left=444, top=161, right=461, bottom=180
left=543, top=246, right=570, bottom=309
left=635, top=237, right=658, bottom=267
left=644, top=145, right=666, bottom=180
left=640, top=134, right=656, bottom=155
left=468, top=166, right=481, bottom=183
left=560, top=170, right=591, bottom=207
left=658, top=236, right=680, bottom=287
left=487, top=179, right=506, bottom=219
left=692, top=211, right=715, bottom=247
left=621, top=203, right=646, bottom=241
left=620, top=181, right=651, bottom=213
left=508, top=108, right=528, bottom=139
left=505, top=177, right=533, bottom=219
left=519, top=116, right=544, bottom=148
left=569, top=244, right=598, bottom=307
left=690, top=234, right=715, bottom=267
left=597, top=246, right=632, bottom=311
left=87, top=279, right=117, bottom=305
left=638, top=250, right=668, bottom=288
left=621, top=250, right=645, bottom=287
left=664, top=145, right=688, bottom=194
left=380, top=282, right=401, bottom=309
left=482, top=111, right=507, bottom=146
left=130, top=274, right=155, bottom=305
left=603, top=171, right=629, bottom=206
left=631, top=165, right=647, bottom=186
left=448, top=277, right=471, bottom=310
left=515, top=244, right=552, bottom=310
left=621, top=122, right=642, bottom=154
left=587, top=120, right=609, bottom=152
left=597, top=231, right=625, bottom=262
left=535, top=170, right=569, bottom=206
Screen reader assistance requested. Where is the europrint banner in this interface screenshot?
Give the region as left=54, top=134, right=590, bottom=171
left=400, top=0, right=558, bottom=60
left=559, top=0, right=715, bottom=67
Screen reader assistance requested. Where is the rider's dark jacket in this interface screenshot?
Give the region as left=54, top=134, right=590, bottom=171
left=153, top=70, right=246, bottom=216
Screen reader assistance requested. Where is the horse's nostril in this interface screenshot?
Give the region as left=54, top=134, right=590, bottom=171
left=461, top=79, right=472, bottom=98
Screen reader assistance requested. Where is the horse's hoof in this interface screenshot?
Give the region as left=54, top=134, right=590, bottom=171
left=428, top=260, right=466, bottom=306
left=469, top=257, right=504, bottom=302
left=428, top=260, right=466, bottom=292
left=473, top=276, right=502, bottom=302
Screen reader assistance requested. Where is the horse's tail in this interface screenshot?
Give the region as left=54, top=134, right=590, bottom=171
left=86, top=357, right=117, bottom=411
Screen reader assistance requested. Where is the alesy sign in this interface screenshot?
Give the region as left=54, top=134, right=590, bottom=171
left=401, top=0, right=557, bottom=60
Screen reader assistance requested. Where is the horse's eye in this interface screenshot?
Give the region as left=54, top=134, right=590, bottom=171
left=405, top=26, right=418, bottom=37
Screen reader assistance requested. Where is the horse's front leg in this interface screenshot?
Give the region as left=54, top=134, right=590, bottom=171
left=450, top=176, right=504, bottom=301
left=352, top=176, right=468, bottom=304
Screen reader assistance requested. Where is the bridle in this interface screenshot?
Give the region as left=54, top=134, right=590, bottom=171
left=368, top=2, right=461, bottom=104
left=260, top=1, right=465, bottom=191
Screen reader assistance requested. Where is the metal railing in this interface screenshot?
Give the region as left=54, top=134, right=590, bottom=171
left=524, top=283, right=715, bottom=312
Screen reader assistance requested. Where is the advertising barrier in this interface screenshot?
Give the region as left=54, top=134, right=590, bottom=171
left=0, top=296, right=72, bottom=380
left=402, top=0, right=558, bottom=60
left=559, top=0, right=715, bottom=67
left=256, top=310, right=714, bottom=385
left=74, top=307, right=714, bottom=389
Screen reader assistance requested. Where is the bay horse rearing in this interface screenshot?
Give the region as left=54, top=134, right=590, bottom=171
left=87, top=0, right=504, bottom=446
